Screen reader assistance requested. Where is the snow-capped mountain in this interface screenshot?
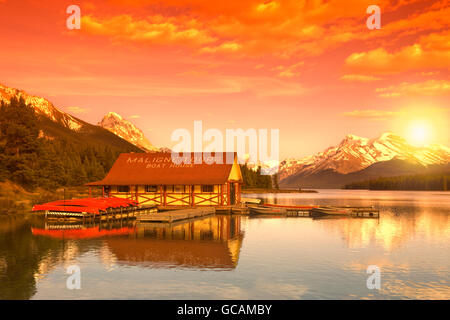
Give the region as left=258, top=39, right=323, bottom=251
left=279, top=132, right=450, bottom=181
left=99, top=112, right=158, bottom=152
left=0, top=83, right=143, bottom=151
left=0, top=83, right=85, bottom=131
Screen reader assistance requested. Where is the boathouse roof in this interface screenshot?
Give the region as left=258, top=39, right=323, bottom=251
left=86, top=152, right=242, bottom=186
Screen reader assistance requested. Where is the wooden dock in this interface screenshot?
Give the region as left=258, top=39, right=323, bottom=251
left=347, top=208, right=380, bottom=218
left=215, top=205, right=250, bottom=214
left=285, top=209, right=313, bottom=217
left=41, top=202, right=378, bottom=224
left=249, top=205, right=380, bottom=218
left=43, top=205, right=157, bottom=222
left=137, top=207, right=215, bottom=223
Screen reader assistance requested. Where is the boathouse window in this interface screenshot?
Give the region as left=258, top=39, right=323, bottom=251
left=118, top=186, right=130, bottom=193
left=202, top=185, right=214, bottom=193
left=174, top=185, right=184, bottom=193
left=145, top=185, right=158, bottom=192
left=166, top=185, right=185, bottom=193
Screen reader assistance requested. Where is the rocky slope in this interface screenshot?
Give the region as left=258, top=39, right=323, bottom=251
left=0, top=84, right=142, bottom=151
left=0, top=83, right=85, bottom=131
left=99, top=112, right=158, bottom=152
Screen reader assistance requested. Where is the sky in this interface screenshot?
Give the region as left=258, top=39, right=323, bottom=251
left=0, top=0, right=449, bottom=159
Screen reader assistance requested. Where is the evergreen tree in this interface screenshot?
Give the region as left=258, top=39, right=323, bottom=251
left=0, top=97, right=133, bottom=191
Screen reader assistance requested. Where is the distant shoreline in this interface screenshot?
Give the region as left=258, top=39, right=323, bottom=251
left=242, top=188, right=318, bottom=194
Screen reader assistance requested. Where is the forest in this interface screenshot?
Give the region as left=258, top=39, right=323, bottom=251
left=240, top=164, right=274, bottom=189
left=0, top=97, right=131, bottom=191
left=0, top=97, right=273, bottom=192
left=344, top=173, right=449, bottom=191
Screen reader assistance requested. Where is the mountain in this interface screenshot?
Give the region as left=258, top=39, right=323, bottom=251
left=99, top=112, right=158, bottom=152
left=0, top=83, right=142, bottom=152
left=0, top=83, right=85, bottom=131
left=279, top=133, right=450, bottom=188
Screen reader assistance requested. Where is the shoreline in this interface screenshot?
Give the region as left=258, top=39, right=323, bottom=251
left=242, top=188, right=318, bottom=194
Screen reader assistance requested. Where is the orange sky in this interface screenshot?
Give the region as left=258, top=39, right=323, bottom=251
left=0, top=0, right=449, bottom=158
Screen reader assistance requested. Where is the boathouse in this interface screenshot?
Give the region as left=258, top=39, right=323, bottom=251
left=86, top=152, right=243, bottom=206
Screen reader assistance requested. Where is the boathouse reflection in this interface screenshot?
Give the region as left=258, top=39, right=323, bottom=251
left=105, top=215, right=244, bottom=269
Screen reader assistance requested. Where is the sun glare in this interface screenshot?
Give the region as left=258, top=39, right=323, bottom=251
left=407, top=121, right=432, bottom=147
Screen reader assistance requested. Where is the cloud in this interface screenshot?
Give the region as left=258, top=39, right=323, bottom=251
left=21, top=73, right=307, bottom=98
left=200, top=42, right=242, bottom=54
left=81, top=14, right=215, bottom=47
left=340, top=74, right=381, bottom=82
left=71, top=0, right=449, bottom=62
left=65, top=106, right=89, bottom=114
left=345, top=31, right=450, bottom=75
left=416, top=71, right=439, bottom=76
left=129, top=115, right=141, bottom=119
left=255, top=1, right=280, bottom=13
left=274, top=62, right=304, bottom=78
left=376, top=80, right=450, bottom=98
left=342, top=109, right=402, bottom=119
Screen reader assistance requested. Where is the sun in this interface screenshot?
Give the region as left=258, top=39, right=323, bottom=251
left=407, top=120, right=432, bottom=147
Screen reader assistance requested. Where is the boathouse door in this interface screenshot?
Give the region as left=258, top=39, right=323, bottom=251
left=230, top=183, right=236, bottom=205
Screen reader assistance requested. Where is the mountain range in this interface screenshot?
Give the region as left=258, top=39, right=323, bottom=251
left=0, top=84, right=154, bottom=152
left=1, top=83, right=449, bottom=189
left=279, top=133, right=450, bottom=188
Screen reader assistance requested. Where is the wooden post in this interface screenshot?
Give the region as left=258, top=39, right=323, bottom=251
left=191, top=185, right=195, bottom=207
left=135, top=185, right=139, bottom=206
left=163, top=186, right=167, bottom=206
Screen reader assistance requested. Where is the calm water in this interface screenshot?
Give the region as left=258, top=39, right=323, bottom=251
left=0, top=190, right=449, bottom=300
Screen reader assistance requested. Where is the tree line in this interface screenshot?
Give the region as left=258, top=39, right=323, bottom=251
left=240, top=164, right=274, bottom=189
left=344, top=173, right=449, bottom=191
left=1, top=97, right=278, bottom=192
left=0, top=97, right=130, bottom=191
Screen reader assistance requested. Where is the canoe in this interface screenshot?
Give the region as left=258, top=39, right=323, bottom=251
left=241, top=198, right=262, bottom=204
left=310, top=207, right=352, bottom=217
left=248, top=205, right=287, bottom=215
left=263, top=203, right=319, bottom=210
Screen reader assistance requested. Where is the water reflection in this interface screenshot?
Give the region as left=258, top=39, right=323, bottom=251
left=106, top=216, right=244, bottom=270
left=0, top=216, right=62, bottom=299
left=307, top=207, right=450, bottom=251
left=250, top=191, right=450, bottom=252
left=0, top=215, right=244, bottom=299
left=31, top=215, right=244, bottom=270
left=1, top=190, right=449, bottom=299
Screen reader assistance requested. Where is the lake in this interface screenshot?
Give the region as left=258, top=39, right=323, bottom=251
left=0, top=190, right=449, bottom=299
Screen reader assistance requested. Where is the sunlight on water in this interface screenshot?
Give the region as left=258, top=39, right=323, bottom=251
left=0, top=190, right=449, bottom=299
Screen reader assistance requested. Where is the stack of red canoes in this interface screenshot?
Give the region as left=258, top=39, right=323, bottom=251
left=32, top=197, right=137, bottom=215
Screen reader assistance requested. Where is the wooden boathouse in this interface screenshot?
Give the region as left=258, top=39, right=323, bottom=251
left=86, top=152, right=243, bottom=207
